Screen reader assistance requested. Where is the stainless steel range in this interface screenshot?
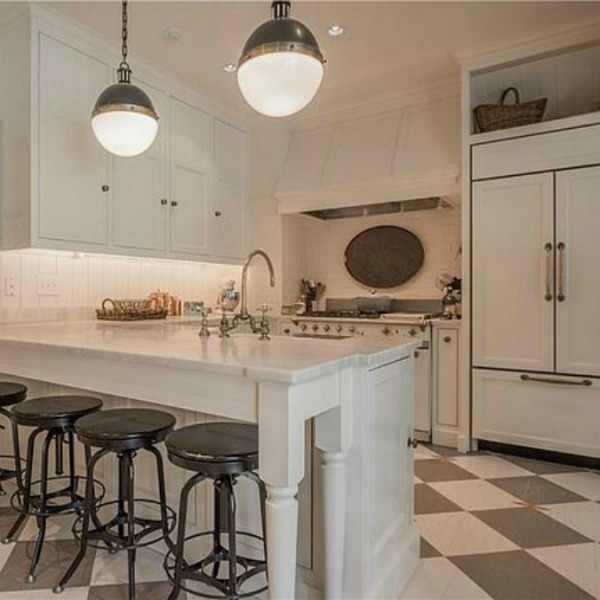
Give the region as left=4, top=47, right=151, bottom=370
left=280, top=298, right=441, bottom=441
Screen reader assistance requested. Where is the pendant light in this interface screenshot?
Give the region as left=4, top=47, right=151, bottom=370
left=91, top=0, right=159, bottom=157
left=237, top=1, right=325, bottom=118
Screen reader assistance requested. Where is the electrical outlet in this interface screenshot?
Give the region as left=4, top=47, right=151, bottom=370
left=3, top=276, right=17, bottom=298
left=37, top=275, right=59, bottom=296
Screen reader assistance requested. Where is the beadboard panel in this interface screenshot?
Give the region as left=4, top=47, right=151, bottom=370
left=0, top=249, right=241, bottom=323
left=299, top=210, right=461, bottom=305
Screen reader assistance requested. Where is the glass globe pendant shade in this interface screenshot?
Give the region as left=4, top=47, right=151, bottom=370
left=91, top=82, right=159, bottom=157
left=237, top=51, right=324, bottom=118
left=237, top=1, right=325, bottom=118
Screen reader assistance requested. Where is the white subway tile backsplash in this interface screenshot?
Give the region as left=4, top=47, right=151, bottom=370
left=0, top=250, right=242, bottom=324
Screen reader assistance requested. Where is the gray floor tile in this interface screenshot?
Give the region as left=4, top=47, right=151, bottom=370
left=0, top=506, right=26, bottom=541
left=451, top=550, right=595, bottom=600
left=415, top=460, right=479, bottom=483
left=473, top=507, right=592, bottom=549
left=426, top=444, right=464, bottom=458
left=420, top=537, right=442, bottom=558
left=489, top=476, right=587, bottom=504
left=414, top=484, right=463, bottom=515
left=502, top=455, right=584, bottom=475
left=0, top=538, right=96, bottom=591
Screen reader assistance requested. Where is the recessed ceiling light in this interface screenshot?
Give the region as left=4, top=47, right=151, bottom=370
left=223, top=63, right=237, bottom=74
left=328, top=24, right=345, bottom=37
left=163, top=26, right=182, bottom=43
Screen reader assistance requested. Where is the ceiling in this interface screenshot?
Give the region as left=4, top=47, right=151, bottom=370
left=28, top=2, right=600, bottom=119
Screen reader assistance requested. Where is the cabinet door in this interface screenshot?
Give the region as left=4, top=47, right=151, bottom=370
left=113, top=81, right=167, bottom=252
left=472, top=173, right=554, bottom=371
left=435, top=328, right=459, bottom=429
left=413, top=345, right=431, bottom=440
left=213, top=119, right=247, bottom=259
left=38, top=34, right=110, bottom=246
left=473, top=368, right=600, bottom=458
left=169, top=98, right=212, bottom=256
left=556, top=166, right=600, bottom=376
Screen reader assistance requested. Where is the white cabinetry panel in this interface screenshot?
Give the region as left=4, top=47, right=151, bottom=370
left=472, top=123, right=600, bottom=180
left=169, top=98, right=212, bottom=256
left=472, top=173, right=554, bottom=371
left=473, top=368, right=600, bottom=458
left=113, top=82, right=167, bottom=252
left=436, top=329, right=459, bottom=428
left=413, top=346, right=430, bottom=438
left=213, top=119, right=246, bottom=260
left=556, top=166, right=600, bottom=376
left=38, top=33, right=110, bottom=246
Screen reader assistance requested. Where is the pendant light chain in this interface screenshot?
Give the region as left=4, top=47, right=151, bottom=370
left=271, top=1, right=291, bottom=19
left=117, top=0, right=131, bottom=84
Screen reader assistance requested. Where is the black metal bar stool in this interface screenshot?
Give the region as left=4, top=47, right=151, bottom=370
left=54, top=408, right=177, bottom=600
left=164, top=422, right=267, bottom=600
left=2, top=395, right=104, bottom=582
left=0, top=382, right=27, bottom=496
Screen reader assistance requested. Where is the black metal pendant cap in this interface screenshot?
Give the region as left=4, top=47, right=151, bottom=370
left=239, top=17, right=324, bottom=66
left=92, top=81, right=158, bottom=119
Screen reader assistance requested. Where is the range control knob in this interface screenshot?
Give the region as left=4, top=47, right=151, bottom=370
left=283, top=328, right=290, bottom=335
left=323, top=324, right=330, bottom=332
left=348, top=326, right=356, bottom=334
left=312, top=324, right=319, bottom=332
left=382, top=326, right=391, bottom=336
left=335, top=325, right=343, bottom=333
left=408, top=328, right=418, bottom=337
left=300, top=324, right=308, bottom=332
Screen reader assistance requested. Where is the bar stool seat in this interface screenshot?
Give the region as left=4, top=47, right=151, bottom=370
left=0, top=382, right=27, bottom=407
left=55, top=408, right=176, bottom=600
left=0, top=383, right=27, bottom=497
left=164, top=422, right=267, bottom=600
left=3, top=395, right=103, bottom=583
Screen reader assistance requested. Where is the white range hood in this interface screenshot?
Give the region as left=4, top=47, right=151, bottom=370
left=275, top=93, right=461, bottom=215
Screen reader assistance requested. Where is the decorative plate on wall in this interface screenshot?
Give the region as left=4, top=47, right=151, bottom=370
left=343, top=225, right=425, bottom=288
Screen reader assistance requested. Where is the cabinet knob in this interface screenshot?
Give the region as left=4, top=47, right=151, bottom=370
left=443, top=336, right=452, bottom=343
left=101, top=185, right=109, bottom=192
left=171, top=201, right=178, bottom=207
left=407, top=438, right=419, bottom=449
left=160, top=199, right=168, bottom=206
left=215, top=211, right=222, bottom=217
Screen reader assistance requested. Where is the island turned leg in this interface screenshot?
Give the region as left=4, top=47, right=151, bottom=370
left=320, top=450, right=348, bottom=600
left=265, top=484, right=299, bottom=599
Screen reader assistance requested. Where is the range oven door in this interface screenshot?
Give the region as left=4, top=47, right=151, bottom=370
left=413, top=341, right=432, bottom=442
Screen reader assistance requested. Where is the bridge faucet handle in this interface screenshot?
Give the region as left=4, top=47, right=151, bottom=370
left=256, top=304, right=272, bottom=317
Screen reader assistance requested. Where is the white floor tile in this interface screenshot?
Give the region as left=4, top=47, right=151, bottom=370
left=543, top=501, right=600, bottom=542
left=429, top=479, right=520, bottom=511
left=19, top=514, right=77, bottom=542
left=453, top=455, right=532, bottom=479
left=415, top=446, right=439, bottom=460
left=415, top=512, right=519, bottom=557
left=542, top=472, right=600, bottom=500
left=90, top=545, right=167, bottom=586
left=0, top=589, right=89, bottom=600
left=528, top=543, right=600, bottom=599
left=400, top=557, right=492, bottom=600
left=414, top=476, right=423, bottom=485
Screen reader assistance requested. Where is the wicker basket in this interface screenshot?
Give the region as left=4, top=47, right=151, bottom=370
left=473, top=87, right=547, bottom=133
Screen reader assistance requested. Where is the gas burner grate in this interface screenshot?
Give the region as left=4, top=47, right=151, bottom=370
left=303, top=310, right=382, bottom=319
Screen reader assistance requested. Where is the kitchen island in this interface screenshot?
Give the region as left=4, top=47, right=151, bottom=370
left=0, top=319, right=419, bottom=599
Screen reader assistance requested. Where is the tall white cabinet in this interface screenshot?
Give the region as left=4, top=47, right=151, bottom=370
left=0, top=6, right=249, bottom=262
left=471, top=121, right=600, bottom=458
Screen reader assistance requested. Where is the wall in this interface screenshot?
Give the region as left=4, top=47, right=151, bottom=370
left=0, top=249, right=242, bottom=323
left=288, top=208, right=461, bottom=307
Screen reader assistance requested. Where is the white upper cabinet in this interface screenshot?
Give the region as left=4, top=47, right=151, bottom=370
left=556, top=166, right=600, bottom=376
left=169, top=98, right=212, bottom=257
left=212, top=119, right=247, bottom=260
left=38, top=33, right=110, bottom=246
left=113, top=81, right=168, bottom=252
left=472, top=173, right=554, bottom=372
left=0, top=6, right=249, bottom=263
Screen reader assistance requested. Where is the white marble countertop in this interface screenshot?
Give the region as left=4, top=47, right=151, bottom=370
left=0, top=320, right=417, bottom=384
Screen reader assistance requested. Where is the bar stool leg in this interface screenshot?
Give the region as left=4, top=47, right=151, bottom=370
left=125, top=451, right=137, bottom=600
left=147, top=446, right=174, bottom=552
left=212, top=479, right=222, bottom=579
left=54, top=448, right=108, bottom=594
left=225, top=477, right=238, bottom=597
left=11, top=417, right=23, bottom=494
left=28, top=429, right=55, bottom=582
left=167, top=472, right=205, bottom=600
left=3, top=427, right=44, bottom=544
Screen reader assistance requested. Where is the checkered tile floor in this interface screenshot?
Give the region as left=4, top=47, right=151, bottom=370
left=402, top=445, right=600, bottom=600
left=0, top=445, right=598, bottom=599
